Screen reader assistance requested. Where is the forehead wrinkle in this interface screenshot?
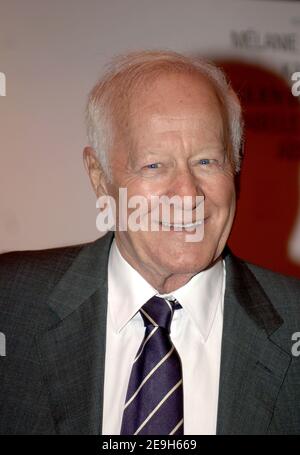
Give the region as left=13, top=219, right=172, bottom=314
left=127, top=70, right=222, bottom=116
left=129, top=93, right=225, bottom=137
left=148, top=114, right=224, bottom=135
left=150, top=115, right=203, bottom=132
left=146, top=112, right=225, bottom=148
left=126, top=121, right=224, bottom=161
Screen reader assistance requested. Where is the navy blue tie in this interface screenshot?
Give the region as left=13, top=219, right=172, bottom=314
left=120, top=296, right=184, bottom=435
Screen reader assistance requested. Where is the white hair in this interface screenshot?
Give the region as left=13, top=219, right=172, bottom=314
left=86, top=50, right=244, bottom=181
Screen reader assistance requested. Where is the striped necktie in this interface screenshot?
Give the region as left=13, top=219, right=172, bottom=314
left=120, top=295, right=184, bottom=435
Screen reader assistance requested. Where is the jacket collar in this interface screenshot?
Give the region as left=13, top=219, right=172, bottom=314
left=48, top=232, right=114, bottom=321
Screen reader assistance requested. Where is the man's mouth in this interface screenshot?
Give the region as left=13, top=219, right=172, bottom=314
left=159, top=219, right=204, bottom=229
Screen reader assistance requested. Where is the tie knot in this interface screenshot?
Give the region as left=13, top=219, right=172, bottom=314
left=140, top=296, right=181, bottom=332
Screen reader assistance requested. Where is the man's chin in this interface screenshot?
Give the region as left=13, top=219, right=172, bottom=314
left=158, top=255, right=212, bottom=276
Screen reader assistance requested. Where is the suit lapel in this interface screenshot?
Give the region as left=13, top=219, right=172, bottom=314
left=35, top=232, right=114, bottom=434
left=217, top=251, right=292, bottom=434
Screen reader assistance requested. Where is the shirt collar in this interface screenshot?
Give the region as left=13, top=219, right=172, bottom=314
left=108, top=239, right=157, bottom=333
left=108, top=238, right=225, bottom=341
left=158, top=258, right=225, bottom=341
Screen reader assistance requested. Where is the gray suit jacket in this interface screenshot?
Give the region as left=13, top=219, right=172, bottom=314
left=0, top=231, right=299, bottom=434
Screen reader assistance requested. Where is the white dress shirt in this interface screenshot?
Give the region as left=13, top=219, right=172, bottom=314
left=102, top=238, right=225, bottom=435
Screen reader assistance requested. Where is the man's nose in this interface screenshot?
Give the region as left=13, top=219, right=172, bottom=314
left=167, top=168, right=203, bottom=208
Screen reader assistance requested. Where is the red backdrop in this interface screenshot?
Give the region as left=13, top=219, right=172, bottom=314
left=220, top=61, right=300, bottom=278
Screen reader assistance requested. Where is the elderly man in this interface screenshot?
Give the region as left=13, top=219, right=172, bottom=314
left=0, top=51, right=299, bottom=435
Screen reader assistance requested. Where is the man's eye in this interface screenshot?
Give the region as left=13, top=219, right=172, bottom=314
left=193, top=157, right=226, bottom=175
left=145, top=163, right=161, bottom=169
left=199, top=159, right=212, bottom=165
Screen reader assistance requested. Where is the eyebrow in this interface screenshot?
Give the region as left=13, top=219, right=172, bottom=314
left=132, top=150, right=163, bottom=160
left=130, top=142, right=225, bottom=159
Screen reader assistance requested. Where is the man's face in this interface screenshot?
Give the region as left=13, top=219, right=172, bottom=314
left=98, top=72, right=236, bottom=288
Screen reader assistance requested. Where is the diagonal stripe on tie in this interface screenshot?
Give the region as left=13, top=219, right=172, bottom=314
left=134, top=379, right=183, bottom=434
left=170, top=418, right=184, bottom=435
left=124, top=345, right=175, bottom=409
left=134, top=327, right=172, bottom=372
left=120, top=296, right=184, bottom=435
left=122, top=349, right=183, bottom=426
left=134, top=326, right=159, bottom=363
left=138, top=378, right=183, bottom=434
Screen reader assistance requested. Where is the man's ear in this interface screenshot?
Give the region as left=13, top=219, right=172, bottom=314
left=83, top=146, right=108, bottom=197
